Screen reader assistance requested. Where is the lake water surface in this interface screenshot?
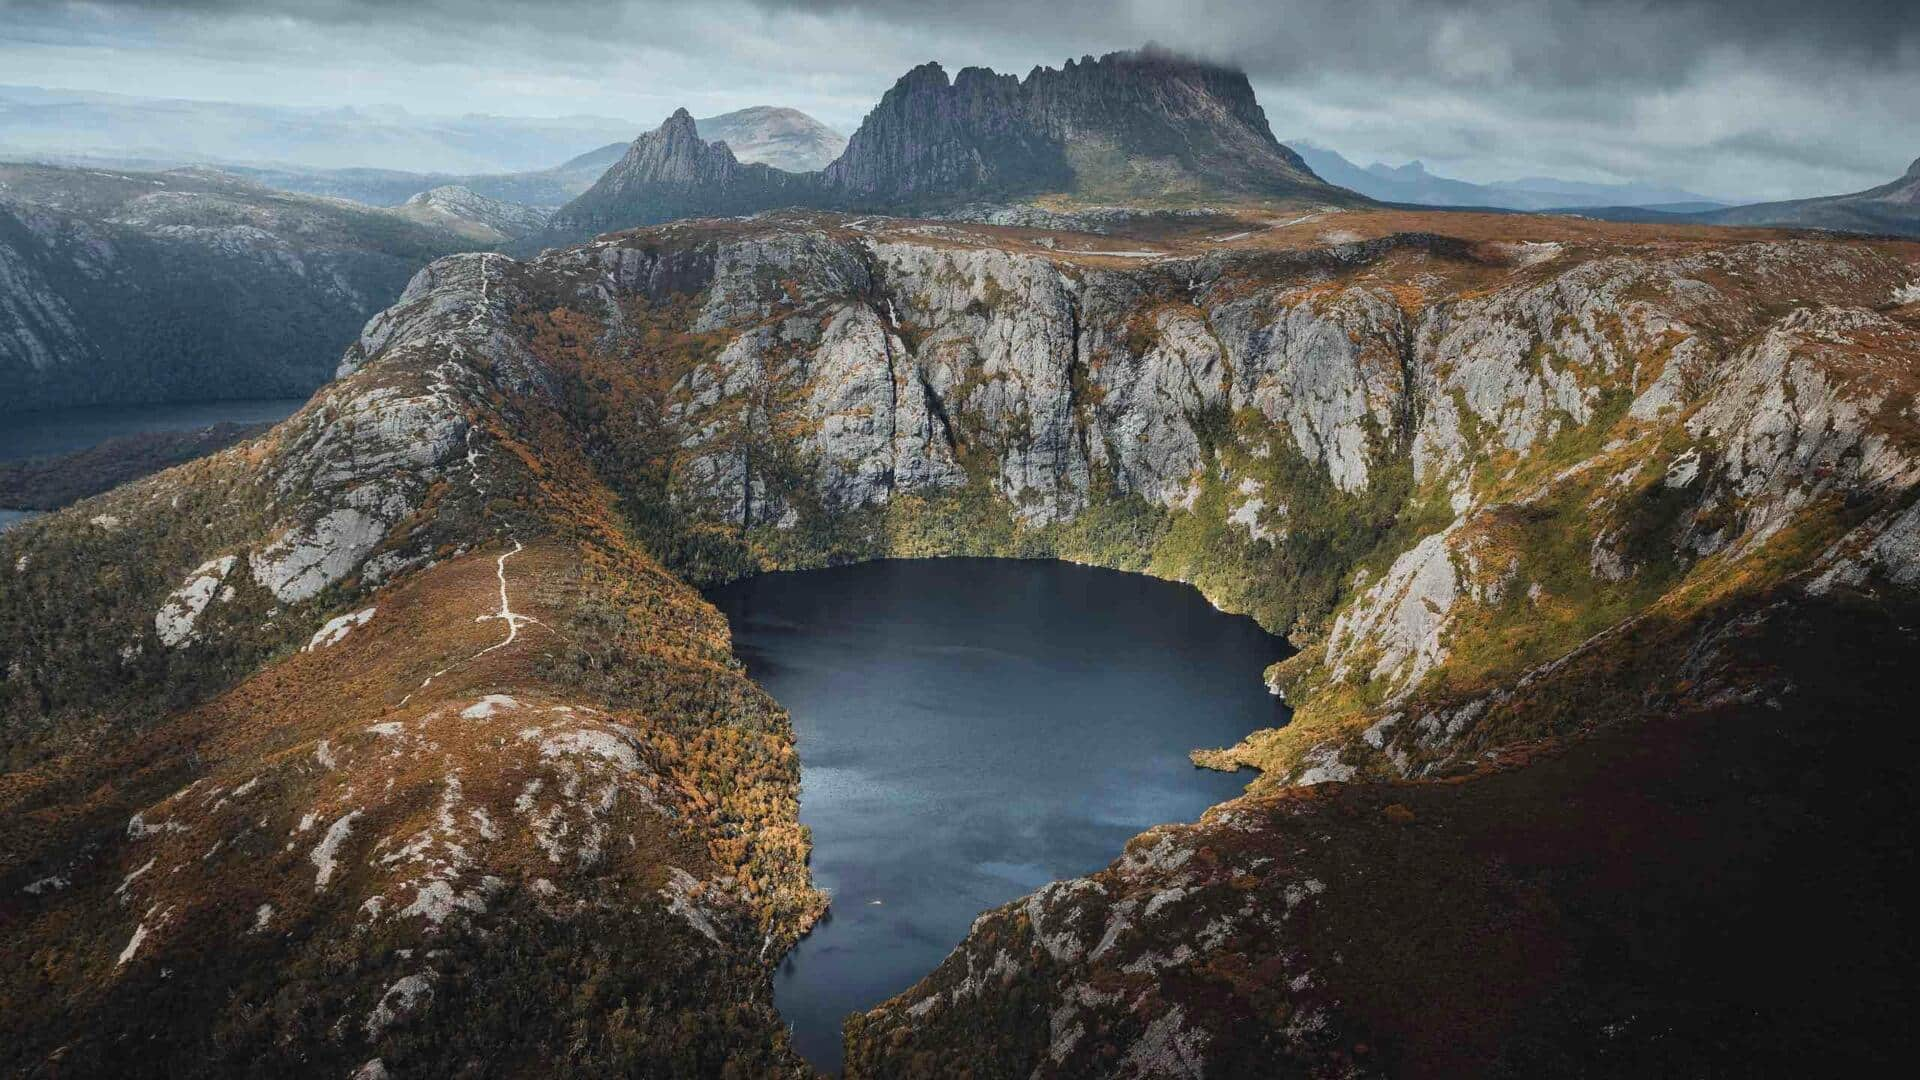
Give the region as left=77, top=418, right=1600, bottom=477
left=707, top=558, right=1291, bottom=1073
left=0, top=398, right=308, bottom=463
left=0, top=398, right=310, bottom=531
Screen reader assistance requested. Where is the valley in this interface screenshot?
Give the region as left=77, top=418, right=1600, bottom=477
left=1, top=23, right=1917, bottom=1078
left=2, top=196, right=1915, bottom=1074
left=0, top=164, right=487, bottom=414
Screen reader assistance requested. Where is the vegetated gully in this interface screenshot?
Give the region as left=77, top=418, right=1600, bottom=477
left=706, top=556, right=1294, bottom=1072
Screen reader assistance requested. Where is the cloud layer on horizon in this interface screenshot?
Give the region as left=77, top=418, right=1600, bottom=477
left=2, top=0, right=1914, bottom=201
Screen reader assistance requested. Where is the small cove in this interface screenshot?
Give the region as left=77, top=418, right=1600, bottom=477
left=706, top=557, right=1292, bottom=1073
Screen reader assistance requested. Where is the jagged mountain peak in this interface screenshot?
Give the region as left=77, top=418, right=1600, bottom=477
left=550, top=108, right=813, bottom=233
left=824, top=45, right=1341, bottom=204
left=649, top=108, right=706, bottom=151
left=900, top=60, right=952, bottom=86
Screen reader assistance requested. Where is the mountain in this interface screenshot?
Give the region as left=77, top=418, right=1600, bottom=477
left=1688, top=155, right=1920, bottom=234
left=549, top=48, right=1355, bottom=235
left=696, top=106, right=846, bottom=172
left=554, top=109, right=825, bottom=235
left=1291, top=140, right=1724, bottom=210
left=1567, top=156, right=1920, bottom=238
left=393, top=185, right=550, bottom=242
left=0, top=84, right=641, bottom=174
left=0, top=162, right=484, bottom=413
left=4, top=205, right=1916, bottom=1074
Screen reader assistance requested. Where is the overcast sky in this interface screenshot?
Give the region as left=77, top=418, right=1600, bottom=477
left=2, top=0, right=1915, bottom=201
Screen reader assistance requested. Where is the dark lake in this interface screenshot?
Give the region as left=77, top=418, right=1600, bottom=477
left=0, top=398, right=309, bottom=531
left=706, top=558, right=1292, bottom=1074
left=0, top=398, right=308, bottom=463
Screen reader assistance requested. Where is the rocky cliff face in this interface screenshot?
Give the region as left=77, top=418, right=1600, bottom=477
left=549, top=49, right=1355, bottom=238
left=0, top=163, right=481, bottom=413
left=822, top=48, right=1330, bottom=204
left=4, top=208, right=1917, bottom=1075
left=818, top=62, right=1077, bottom=203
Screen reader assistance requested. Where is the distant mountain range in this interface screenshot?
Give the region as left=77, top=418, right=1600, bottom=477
left=550, top=48, right=1355, bottom=237
left=1288, top=141, right=1724, bottom=212
left=0, top=90, right=849, bottom=211
left=1573, top=156, right=1920, bottom=237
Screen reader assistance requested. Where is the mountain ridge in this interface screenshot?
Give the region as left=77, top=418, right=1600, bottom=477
left=1568, top=153, right=1920, bottom=236
left=548, top=48, right=1356, bottom=236
left=4, top=206, right=1916, bottom=1074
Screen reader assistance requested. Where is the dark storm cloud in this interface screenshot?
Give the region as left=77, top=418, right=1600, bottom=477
left=22, top=0, right=1918, bottom=78
left=781, top=0, right=1920, bottom=85
left=3, top=0, right=1916, bottom=200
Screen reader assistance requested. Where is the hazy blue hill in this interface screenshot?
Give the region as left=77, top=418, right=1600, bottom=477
left=1289, top=139, right=1723, bottom=210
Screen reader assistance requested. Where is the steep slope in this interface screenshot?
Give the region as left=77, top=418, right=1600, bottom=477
left=816, top=61, right=1074, bottom=204
left=4, top=208, right=1917, bottom=1075
left=0, top=251, right=822, bottom=1076
left=1013, top=48, right=1328, bottom=199
left=0, top=163, right=483, bottom=413
left=551, top=109, right=824, bottom=235
left=549, top=48, right=1356, bottom=236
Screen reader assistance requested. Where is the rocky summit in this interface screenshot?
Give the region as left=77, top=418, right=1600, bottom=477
left=548, top=49, right=1354, bottom=238
left=3, top=203, right=1916, bottom=1075
left=553, top=109, right=824, bottom=236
